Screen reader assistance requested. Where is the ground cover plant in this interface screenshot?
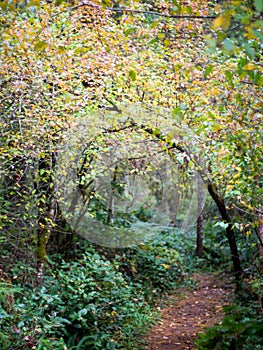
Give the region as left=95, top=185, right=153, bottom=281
left=0, top=230, right=193, bottom=350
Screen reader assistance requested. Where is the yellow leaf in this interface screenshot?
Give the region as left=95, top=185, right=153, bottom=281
left=213, top=16, right=223, bottom=29
left=226, top=184, right=233, bottom=192
left=34, top=40, right=48, bottom=52
left=245, top=26, right=256, bottom=39
left=164, top=39, right=171, bottom=46
left=213, top=13, right=231, bottom=30
left=166, top=133, right=174, bottom=144
left=212, top=123, right=220, bottom=132
left=161, top=264, right=171, bottom=270
left=234, top=166, right=242, bottom=171
left=30, top=0, right=40, bottom=5
left=243, top=63, right=256, bottom=70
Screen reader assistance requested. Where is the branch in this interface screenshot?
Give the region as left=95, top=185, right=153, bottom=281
left=232, top=203, right=260, bottom=217
left=226, top=23, right=244, bottom=33
left=102, top=124, right=133, bottom=134
left=66, top=1, right=216, bottom=20
left=106, top=7, right=216, bottom=20
left=130, top=120, right=186, bottom=153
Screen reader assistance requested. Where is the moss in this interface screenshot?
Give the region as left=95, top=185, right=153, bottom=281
left=36, top=229, right=50, bottom=262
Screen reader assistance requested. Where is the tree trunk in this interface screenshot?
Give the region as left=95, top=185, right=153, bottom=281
left=36, top=153, right=55, bottom=285
left=196, top=175, right=204, bottom=258
left=258, top=207, right=263, bottom=273
left=207, top=183, right=242, bottom=281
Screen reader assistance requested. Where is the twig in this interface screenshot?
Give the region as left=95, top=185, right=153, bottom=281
left=226, top=23, right=244, bottom=33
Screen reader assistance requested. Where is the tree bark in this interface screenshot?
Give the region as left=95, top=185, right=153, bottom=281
left=196, top=175, right=204, bottom=258
left=36, top=153, right=55, bottom=285
left=207, top=183, right=242, bottom=281
left=258, top=207, right=263, bottom=273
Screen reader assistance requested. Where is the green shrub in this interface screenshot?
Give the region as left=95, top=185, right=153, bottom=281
left=0, top=252, right=156, bottom=350
left=0, top=229, right=187, bottom=349
left=110, top=230, right=186, bottom=300
left=134, top=245, right=183, bottom=293
left=196, top=304, right=263, bottom=350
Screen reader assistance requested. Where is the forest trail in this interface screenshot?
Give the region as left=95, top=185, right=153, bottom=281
left=145, top=272, right=234, bottom=350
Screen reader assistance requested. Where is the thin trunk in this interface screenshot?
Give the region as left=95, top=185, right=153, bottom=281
left=36, top=223, right=51, bottom=285
left=196, top=175, right=204, bottom=257
left=258, top=207, right=263, bottom=273
left=258, top=207, right=263, bottom=313
left=208, top=183, right=242, bottom=281
left=107, top=165, right=118, bottom=224
left=36, top=153, right=55, bottom=285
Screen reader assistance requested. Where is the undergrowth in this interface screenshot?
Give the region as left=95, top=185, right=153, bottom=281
left=0, top=229, right=195, bottom=350
left=1, top=222, right=262, bottom=349
left=196, top=299, right=263, bottom=350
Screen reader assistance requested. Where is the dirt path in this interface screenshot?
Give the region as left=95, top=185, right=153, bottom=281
left=145, top=272, right=234, bottom=350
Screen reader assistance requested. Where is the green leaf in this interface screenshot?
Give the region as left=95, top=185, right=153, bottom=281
left=128, top=70, right=136, bottom=81
left=225, top=70, right=233, bottom=82
left=215, top=221, right=229, bottom=229
left=238, top=58, right=248, bottom=71
left=204, top=65, right=213, bottom=79
left=205, top=35, right=216, bottom=50
left=244, top=43, right=255, bottom=59
left=153, top=128, right=160, bottom=136
left=34, top=40, right=48, bottom=52
left=157, top=33, right=165, bottom=39
left=124, top=27, right=135, bottom=37
left=172, top=107, right=182, bottom=117
left=0, top=2, right=8, bottom=10
left=223, top=38, right=234, bottom=52
left=102, top=0, right=112, bottom=9
left=149, top=37, right=159, bottom=45
left=186, top=6, right=193, bottom=15
left=254, top=0, right=263, bottom=12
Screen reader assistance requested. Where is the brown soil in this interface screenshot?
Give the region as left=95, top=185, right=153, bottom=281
left=145, top=272, right=234, bottom=350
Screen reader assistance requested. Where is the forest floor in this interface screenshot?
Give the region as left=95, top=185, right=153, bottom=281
left=145, top=272, right=234, bottom=350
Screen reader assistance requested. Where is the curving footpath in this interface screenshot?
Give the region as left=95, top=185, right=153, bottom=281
left=145, top=273, right=234, bottom=350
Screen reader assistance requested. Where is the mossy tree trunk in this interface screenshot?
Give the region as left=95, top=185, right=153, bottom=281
left=36, top=153, right=55, bottom=285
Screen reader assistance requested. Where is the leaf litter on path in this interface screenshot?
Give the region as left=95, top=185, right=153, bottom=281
left=145, top=272, right=234, bottom=350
